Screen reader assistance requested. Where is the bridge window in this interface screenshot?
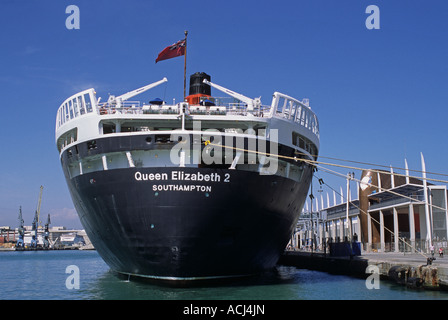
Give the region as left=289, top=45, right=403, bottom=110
left=84, top=93, right=93, bottom=113
left=292, top=131, right=317, bottom=158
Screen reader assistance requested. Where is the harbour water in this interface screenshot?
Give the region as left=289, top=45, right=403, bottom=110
left=1, top=250, right=448, bottom=300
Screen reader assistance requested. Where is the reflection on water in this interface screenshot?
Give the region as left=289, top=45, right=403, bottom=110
left=85, top=264, right=448, bottom=300
left=2, top=250, right=448, bottom=300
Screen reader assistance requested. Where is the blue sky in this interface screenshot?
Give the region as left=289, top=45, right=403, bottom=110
left=0, top=0, right=447, bottom=228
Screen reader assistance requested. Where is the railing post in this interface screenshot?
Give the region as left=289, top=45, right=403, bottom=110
left=269, top=93, right=279, bottom=118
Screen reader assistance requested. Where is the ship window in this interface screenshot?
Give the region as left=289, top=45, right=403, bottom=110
left=152, top=127, right=177, bottom=131
left=77, top=96, right=84, bottom=116
left=74, top=97, right=80, bottom=117
left=289, top=164, right=303, bottom=182
left=121, top=125, right=149, bottom=133
left=56, top=128, right=78, bottom=153
left=277, top=161, right=287, bottom=178
left=84, top=93, right=93, bottom=113
left=69, top=99, right=75, bottom=119
left=119, top=122, right=155, bottom=133
left=121, top=126, right=132, bottom=133
left=103, top=123, right=115, bottom=134
left=130, top=150, right=151, bottom=167
left=292, top=132, right=300, bottom=146
left=65, top=103, right=69, bottom=122
left=155, top=134, right=172, bottom=143
left=107, top=152, right=129, bottom=170
left=87, top=140, right=97, bottom=150
left=292, top=131, right=317, bottom=158
left=79, top=96, right=86, bottom=115
left=68, top=161, right=81, bottom=178
left=83, top=157, right=103, bottom=174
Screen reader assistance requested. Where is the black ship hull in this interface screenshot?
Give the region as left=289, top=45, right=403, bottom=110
left=64, top=166, right=312, bottom=280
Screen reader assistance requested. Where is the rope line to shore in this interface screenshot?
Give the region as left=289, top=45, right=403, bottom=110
left=203, top=139, right=445, bottom=260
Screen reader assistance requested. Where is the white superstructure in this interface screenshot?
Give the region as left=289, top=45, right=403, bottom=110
left=56, top=77, right=319, bottom=182
left=56, top=78, right=318, bottom=153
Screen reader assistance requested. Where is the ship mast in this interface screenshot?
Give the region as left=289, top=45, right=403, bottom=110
left=183, top=30, right=188, bottom=101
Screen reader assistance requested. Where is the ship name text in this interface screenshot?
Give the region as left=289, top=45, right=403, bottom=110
left=134, top=171, right=224, bottom=182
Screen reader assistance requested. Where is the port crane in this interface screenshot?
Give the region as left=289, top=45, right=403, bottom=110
left=43, top=214, right=51, bottom=249
left=30, top=211, right=38, bottom=248
left=36, top=185, right=43, bottom=227
left=16, top=206, right=25, bottom=248
left=31, top=185, right=43, bottom=248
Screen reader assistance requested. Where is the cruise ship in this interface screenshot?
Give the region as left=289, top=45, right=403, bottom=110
left=55, top=72, right=319, bottom=281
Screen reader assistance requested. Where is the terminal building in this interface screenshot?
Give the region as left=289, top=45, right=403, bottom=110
left=293, top=155, right=448, bottom=254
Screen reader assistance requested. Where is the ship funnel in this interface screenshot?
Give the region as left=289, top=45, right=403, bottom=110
left=189, top=72, right=211, bottom=96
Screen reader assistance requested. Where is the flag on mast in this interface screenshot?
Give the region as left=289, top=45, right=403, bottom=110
left=155, top=31, right=188, bottom=99
left=155, top=39, right=186, bottom=63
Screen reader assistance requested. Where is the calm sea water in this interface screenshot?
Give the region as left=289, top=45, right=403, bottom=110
left=1, top=250, right=448, bottom=300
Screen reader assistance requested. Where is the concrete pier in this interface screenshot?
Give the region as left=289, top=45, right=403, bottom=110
left=278, top=250, right=448, bottom=290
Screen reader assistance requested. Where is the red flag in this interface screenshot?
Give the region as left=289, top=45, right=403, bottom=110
left=155, top=39, right=186, bottom=63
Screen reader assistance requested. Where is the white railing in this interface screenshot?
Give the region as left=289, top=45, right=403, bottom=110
left=56, top=88, right=97, bottom=131
left=56, top=90, right=309, bottom=131
left=96, top=101, right=271, bottom=117
left=98, top=100, right=144, bottom=115
left=270, top=92, right=320, bottom=140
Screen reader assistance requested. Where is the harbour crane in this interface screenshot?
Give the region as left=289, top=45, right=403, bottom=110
left=36, top=185, right=43, bottom=227
left=16, top=206, right=25, bottom=248
left=43, top=214, right=51, bottom=249
left=31, top=185, right=43, bottom=248
left=30, top=210, right=38, bottom=248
